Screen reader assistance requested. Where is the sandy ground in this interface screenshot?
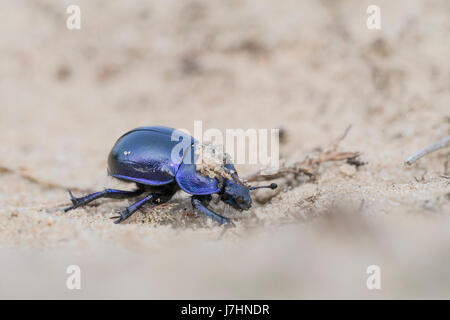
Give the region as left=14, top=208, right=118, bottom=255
left=0, top=0, right=449, bottom=299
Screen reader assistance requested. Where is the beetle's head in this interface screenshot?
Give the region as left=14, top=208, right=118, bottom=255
left=222, top=181, right=252, bottom=211
left=220, top=163, right=277, bottom=211
left=221, top=179, right=277, bottom=211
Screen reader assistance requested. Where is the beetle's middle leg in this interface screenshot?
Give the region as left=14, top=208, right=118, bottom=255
left=191, top=195, right=234, bottom=227
left=113, top=192, right=174, bottom=224
left=64, top=188, right=145, bottom=212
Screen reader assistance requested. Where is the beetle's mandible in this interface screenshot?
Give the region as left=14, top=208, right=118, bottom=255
left=64, top=126, right=277, bottom=226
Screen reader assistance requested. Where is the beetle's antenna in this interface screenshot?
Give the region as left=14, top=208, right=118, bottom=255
left=248, top=183, right=278, bottom=191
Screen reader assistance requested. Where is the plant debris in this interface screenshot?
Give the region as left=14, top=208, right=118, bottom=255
left=246, top=126, right=364, bottom=184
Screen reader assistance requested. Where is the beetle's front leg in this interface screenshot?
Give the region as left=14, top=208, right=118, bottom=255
left=191, top=195, right=234, bottom=227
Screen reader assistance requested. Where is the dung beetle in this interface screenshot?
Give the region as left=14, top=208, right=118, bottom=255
left=64, top=126, right=277, bottom=226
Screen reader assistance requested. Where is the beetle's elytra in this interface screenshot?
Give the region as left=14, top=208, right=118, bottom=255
left=64, top=126, right=277, bottom=226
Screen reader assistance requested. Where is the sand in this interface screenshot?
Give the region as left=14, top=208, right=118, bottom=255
left=0, top=0, right=449, bottom=299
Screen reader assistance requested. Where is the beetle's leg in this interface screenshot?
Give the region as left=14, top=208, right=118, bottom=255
left=111, top=192, right=176, bottom=224
left=113, top=193, right=157, bottom=224
left=191, top=195, right=234, bottom=227
left=64, top=189, right=145, bottom=212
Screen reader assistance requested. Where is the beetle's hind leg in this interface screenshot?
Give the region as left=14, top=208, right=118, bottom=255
left=64, top=188, right=145, bottom=212
left=191, top=195, right=234, bottom=227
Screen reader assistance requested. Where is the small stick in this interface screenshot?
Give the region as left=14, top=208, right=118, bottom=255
left=328, top=124, right=352, bottom=151
left=245, top=166, right=315, bottom=182
left=404, top=135, right=450, bottom=166
left=318, top=151, right=360, bottom=163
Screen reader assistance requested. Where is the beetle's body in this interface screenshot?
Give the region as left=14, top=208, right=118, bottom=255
left=108, top=126, right=187, bottom=187
left=65, top=126, right=276, bottom=225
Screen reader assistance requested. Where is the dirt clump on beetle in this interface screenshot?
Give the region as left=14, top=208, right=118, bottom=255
left=194, top=142, right=234, bottom=181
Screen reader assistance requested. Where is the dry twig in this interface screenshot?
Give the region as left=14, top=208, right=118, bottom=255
left=404, top=135, right=450, bottom=166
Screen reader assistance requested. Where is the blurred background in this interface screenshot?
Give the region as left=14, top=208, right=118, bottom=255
left=0, top=0, right=449, bottom=299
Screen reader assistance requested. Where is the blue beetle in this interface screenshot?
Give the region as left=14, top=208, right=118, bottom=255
left=64, top=126, right=277, bottom=225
